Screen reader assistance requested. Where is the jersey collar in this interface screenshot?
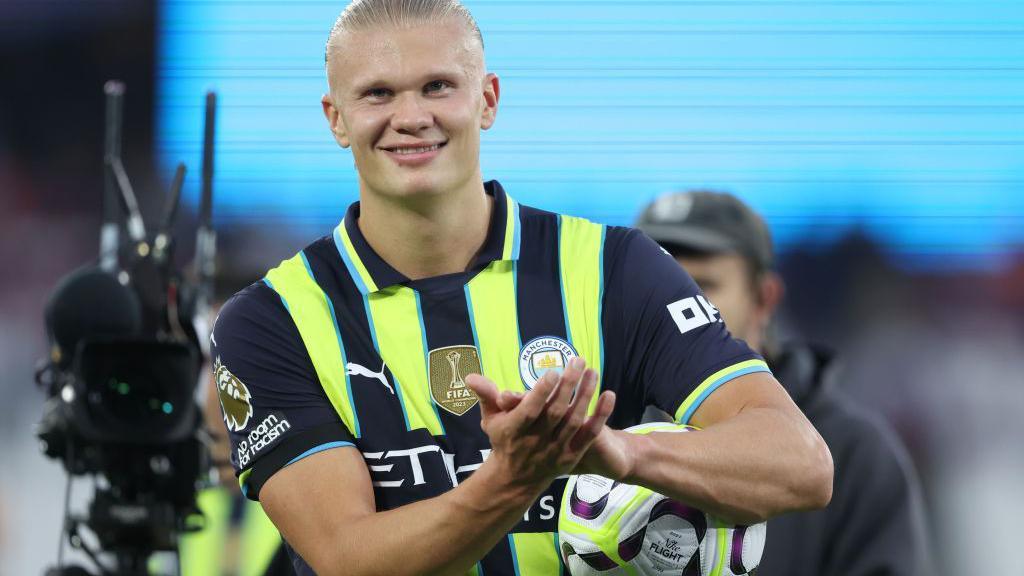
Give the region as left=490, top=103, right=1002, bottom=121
left=333, top=180, right=522, bottom=295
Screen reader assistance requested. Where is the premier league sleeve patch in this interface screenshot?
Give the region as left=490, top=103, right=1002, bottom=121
left=519, top=336, right=578, bottom=390
left=214, top=356, right=253, bottom=432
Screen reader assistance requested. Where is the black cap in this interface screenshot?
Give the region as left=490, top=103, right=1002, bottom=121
left=635, top=190, right=773, bottom=272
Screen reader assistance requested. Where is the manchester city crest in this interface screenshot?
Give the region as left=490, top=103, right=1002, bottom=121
left=519, top=336, right=578, bottom=390
left=428, top=345, right=481, bottom=416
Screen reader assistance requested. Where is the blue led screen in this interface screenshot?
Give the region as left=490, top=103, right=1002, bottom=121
left=158, top=0, right=1024, bottom=270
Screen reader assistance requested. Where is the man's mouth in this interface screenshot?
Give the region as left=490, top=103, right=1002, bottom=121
left=381, top=142, right=447, bottom=155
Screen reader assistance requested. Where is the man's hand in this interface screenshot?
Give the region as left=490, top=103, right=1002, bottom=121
left=491, top=377, right=636, bottom=482
left=465, top=357, right=616, bottom=489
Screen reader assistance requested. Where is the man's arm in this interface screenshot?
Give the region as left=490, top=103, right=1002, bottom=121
left=260, top=360, right=615, bottom=576
left=615, top=371, right=833, bottom=524
left=499, top=371, right=833, bottom=526
left=261, top=446, right=534, bottom=576
left=580, top=228, right=833, bottom=525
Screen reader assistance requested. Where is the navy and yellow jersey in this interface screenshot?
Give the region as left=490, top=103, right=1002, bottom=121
left=211, top=180, right=769, bottom=575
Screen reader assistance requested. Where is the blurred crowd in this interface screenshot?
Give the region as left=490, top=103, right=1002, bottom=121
left=2, top=2, right=1023, bottom=575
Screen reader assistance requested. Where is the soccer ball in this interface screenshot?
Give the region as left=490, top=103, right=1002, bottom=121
left=558, top=422, right=766, bottom=575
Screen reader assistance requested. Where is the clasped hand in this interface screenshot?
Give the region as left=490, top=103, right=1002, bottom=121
left=465, top=358, right=633, bottom=489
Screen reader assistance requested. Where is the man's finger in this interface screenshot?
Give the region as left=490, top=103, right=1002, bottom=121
left=543, top=357, right=585, bottom=427
left=465, top=373, right=501, bottom=418
left=569, top=390, right=616, bottom=452
left=497, top=390, right=524, bottom=411
left=555, top=368, right=597, bottom=443
left=514, top=369, right=559, bottom=427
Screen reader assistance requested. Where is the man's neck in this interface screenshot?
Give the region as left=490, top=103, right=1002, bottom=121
left=356, top=179, right=494, bottom=281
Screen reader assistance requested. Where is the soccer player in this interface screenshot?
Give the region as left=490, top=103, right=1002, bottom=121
left=636, top=191, right=932, bottom=576
left=210, top=1, right=833, bottom=574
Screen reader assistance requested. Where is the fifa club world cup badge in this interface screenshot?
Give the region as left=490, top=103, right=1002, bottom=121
left=428, top=345, right=482, bottom=416
left=214, top=356, right=253, bottom=432
left=519, top=336, right=578, bottom=390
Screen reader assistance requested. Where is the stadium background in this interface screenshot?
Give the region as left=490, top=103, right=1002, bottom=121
left=2, top=0, right=1022, bottom=573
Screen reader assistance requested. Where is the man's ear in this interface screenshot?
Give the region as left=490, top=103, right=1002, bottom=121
left=321, top=94, right=350, bottom=148
left=480, top=73, right=500, bottom=130
left=756, top=271, right=785, bottom=321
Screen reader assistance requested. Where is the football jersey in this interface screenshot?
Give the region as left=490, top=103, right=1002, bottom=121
left=211, top=180, right=769, bottom=575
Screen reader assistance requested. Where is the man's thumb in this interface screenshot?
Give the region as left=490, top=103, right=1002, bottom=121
left=465, top=374, right=500, bottom=416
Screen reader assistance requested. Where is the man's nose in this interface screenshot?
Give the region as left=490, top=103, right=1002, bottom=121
left=390, top=93, right=433, bottom=133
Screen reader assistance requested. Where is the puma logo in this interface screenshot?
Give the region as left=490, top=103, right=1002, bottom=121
left=346, top=361, right=394, bottom=395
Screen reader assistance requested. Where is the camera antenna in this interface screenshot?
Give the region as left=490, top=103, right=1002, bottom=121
left=105, top=156, right=147, bottom=244
left=101, top=81, right=147, bottom=246
left=153, top=163, right=186, bottom=265
left=100, top=81, right=124, bottom=271
left=193, top=91, right=217, bottom=317
left=162, top=163, right=186, bottom=234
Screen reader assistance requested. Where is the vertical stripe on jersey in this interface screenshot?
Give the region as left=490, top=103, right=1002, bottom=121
left=334, top=223, right=378, bottom=294
left=361, top=291, right=413, bottom=432
left=557, top=215, right=606, bottom=415
left=479, top=536, right=518, bottom=576
left=417, top=285, right=484, bottom=439
left=509, top=532, right=564, bottom=576
left=365, top=286, right=446, bottom=436
left=465, top=260, right=522, bottom=394
left=264, top=253, right=361, bottom=437
left=514, top=209, right=569, bottom=351
left=303, top=237, right=415, bottom=442
left=503, top=197, right=522, bottom=261
left=553, top=532, right=566, bottom=576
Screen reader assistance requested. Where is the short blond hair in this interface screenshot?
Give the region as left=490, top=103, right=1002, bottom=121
left=325, top=0, right=484, bottom=66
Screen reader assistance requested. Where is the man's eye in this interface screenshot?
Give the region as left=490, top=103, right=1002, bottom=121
left=424, top=80, right=451, bottom=94
left=365, top=88, right=391, bottom=99
left=695, top=280, right=717, bottom=291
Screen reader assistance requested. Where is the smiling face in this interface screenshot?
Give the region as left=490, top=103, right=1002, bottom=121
left=322, top=18, right=498, bottom=201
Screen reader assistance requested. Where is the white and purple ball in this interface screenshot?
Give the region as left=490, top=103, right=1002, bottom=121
left=558, top=422, right=766, bottom=575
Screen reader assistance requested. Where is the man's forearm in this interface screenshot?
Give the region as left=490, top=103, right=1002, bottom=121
left=624, top=406, right=833, bottom=525
left=287, top=362, right=612, bottom=576
left=311, top=461, right=544, bottom=576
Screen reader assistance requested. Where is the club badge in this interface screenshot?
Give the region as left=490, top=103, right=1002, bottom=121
left=519, top=336, right=578, bottom=390
left=428, top=345, right=481, bottom=416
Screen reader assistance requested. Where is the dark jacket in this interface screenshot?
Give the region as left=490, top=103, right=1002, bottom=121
left=758, top=343, right=932, bottom=576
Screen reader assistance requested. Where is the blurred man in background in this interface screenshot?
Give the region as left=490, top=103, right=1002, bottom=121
left=636, top=191, right=931, bottom=576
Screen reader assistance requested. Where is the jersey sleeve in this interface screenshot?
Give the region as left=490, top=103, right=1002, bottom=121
left=606, top=228, right=770, bottom=424
left=211, top=281, right=356, bottom=501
